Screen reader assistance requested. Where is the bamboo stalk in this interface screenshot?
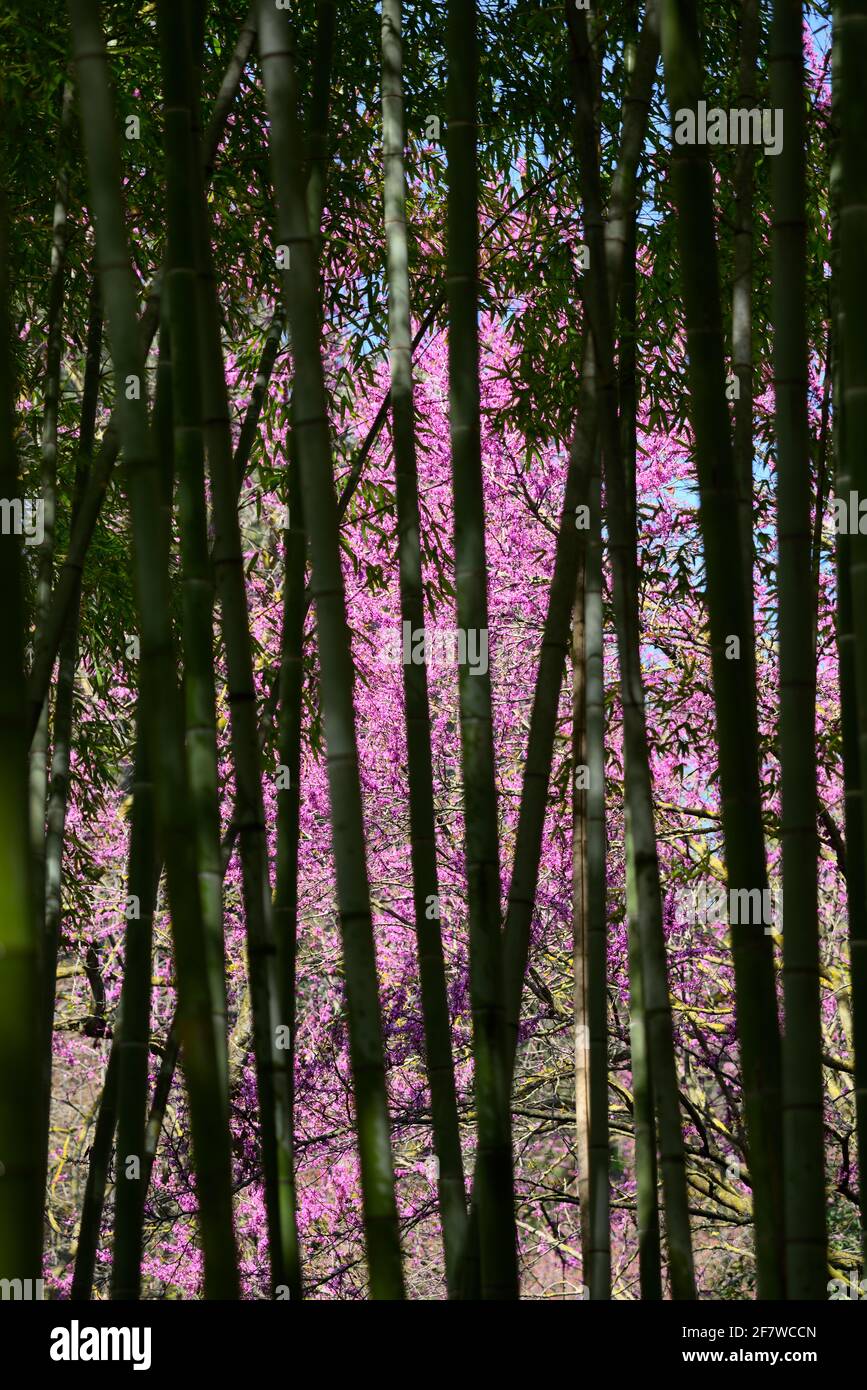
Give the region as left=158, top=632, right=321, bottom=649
left=625, top=813, right=662, bottom=1298
left=620, top=192, right=662, bottom=1299
left=185, top=1, right=298, bottom=1296
left=457, top=0, right=660, bottom=1298
left=42, top=277, right=103, bottom=1237
left=732, top=0, right=759, bottom=622
left=70, top=1042, right=118, bottom=1299
left=202, top=5, right=258, bottom=182
left=28, top=9, right=263, bottom=748
left=502, top=0, right=660, bottom=1074
left=257, top=0, right=405, bottom=1299
left=232, top=310, right=284, bottom=499
left=838, top=0, right=867, bottom=1279
left=832, top=1, right=867, bottom=1270
left=273, top=431, right=305, bottom=1302
left=0, top=168, right=41, bottom=1290
left=572, top=437, right=610, bottom=1298
left=382, top=0, right=468, bottom=1297
left=573, top=545, right=591, bottom=1279
left=307, top=0, right=336, bottom=262
left=661, top=0, right=785, bottom=1298
left=67, top=0, right=238, bottom=1298
left=111, top=279, right=175, bottom=1303
left=111, top=709, right=158, bottom=1300
left=770, top=0, right=826, bottom=1298
left=269, top=0, right=339, bottom=1303
left=568, top=3, right=695, bottom=1299
left=158, top=0, right=228, bottom=1101
left=446, top=0, right=519, bottom=1299
left=31, top=83, right=74, bottom=1044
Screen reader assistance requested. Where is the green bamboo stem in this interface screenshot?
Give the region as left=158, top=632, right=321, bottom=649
left=257, top=0, right=405, bottom=1299
left=273, top=433, right=305, bottom=1302
left=201, top=5, right=258, bottom=183
left=625, top=812, right=662, bottom=1299
left=111, top=709, right=158, bottom=1300
left=568, top=4, right=695, bottom=1300
left=141, top=824, right=246, bottom=1209
left=769, top=0, right=826, bottom=1299
left=0, top=175, right=41, bottom=1289
left=456, top=0, right=660, bottom=1298
left=28, top=9, right=262, bottom=749
left=33, top=83, right=74, bottom=1239
left=67, top=0, right=238, bottom=1299
left=158, top=0, right=228, bottom=1102
left=831, top=2, right=867, bottom=1270
left=572, top=437, right=610, bottom=1298
left=446, top=0, right=519, bottom=1300
left=572, top=547, right=591, bottom=1279
left=70, top=1042, right=118, bottom=1300
left=187, top=1, right=297, bottom=1299
left=661, top=0, right=785, bottom=1299
left=266, top=0, right=340, bottom=1305
left=111, top=289, right=174, bottom=1303
left=232, top=310, right=284, bottom=499
left=31, top=84, right=74, bottom=1045
left=382, top=0, right=468, bottom=1297
left=502, top=0, right=660, bottom=1077
left=620, top=199, right=662, bottom=1300
left=140, top=808, right=254, bottom=1211
left=260, top=0, right=340, bottom=1301
left=41, top=277, right=103, bottom=1228
left=141, top=1013, right=179, bottom=1200
left=307, top=0, right=336, bottom=262
left=838, top=0, right=867, bottom=1277
left=732, top=0, right=759, bottom=625
left=26, top=285, right=161, bottom=749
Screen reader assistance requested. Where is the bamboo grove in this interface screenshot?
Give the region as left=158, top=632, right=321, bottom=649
left=0, top=0, right=862, bottom=1301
